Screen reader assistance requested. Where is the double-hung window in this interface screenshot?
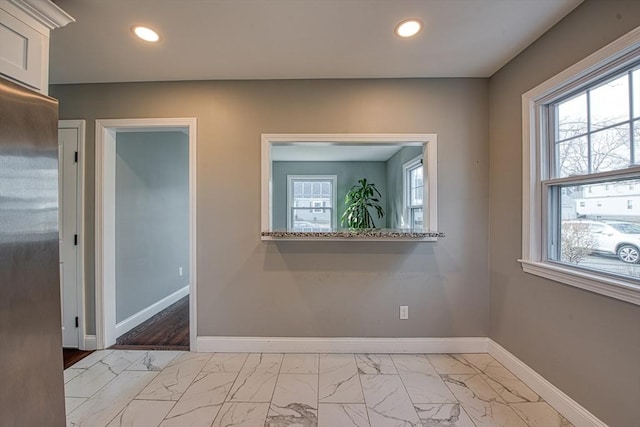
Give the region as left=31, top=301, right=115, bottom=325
left=404, top=156, right=424, bottom=229
left=522, top=28, right=640, bottom=305
left=287, top=175, right=337, bottom=231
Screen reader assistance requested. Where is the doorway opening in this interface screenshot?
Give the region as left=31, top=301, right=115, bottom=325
left=95, top=118, right=197, bottom=351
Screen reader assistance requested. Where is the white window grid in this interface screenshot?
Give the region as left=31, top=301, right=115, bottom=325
left=521, top=27, right=640, bottom=305
left=286, top=175, right=337, bottom=230
left=403, top=156, right=424, bottom=229
left=541, top=62, right=640, bottom=265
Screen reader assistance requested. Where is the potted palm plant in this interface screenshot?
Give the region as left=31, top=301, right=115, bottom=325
left=341, top=178, right=385, bottom=228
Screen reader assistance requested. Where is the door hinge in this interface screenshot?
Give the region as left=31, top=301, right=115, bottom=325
left=74, top=151, right=78, bottom=163
left=74, top=234, right=78, bottom=245
left=75, top=317, right=79, bottom=328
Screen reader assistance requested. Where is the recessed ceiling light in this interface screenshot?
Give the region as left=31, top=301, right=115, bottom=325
left=132, top=25, right=160, bottom=43
left=395, top=19, right=423, bottom=38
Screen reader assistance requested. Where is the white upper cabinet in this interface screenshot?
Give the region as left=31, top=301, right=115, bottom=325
left=0, top=0, right=73, bottom=94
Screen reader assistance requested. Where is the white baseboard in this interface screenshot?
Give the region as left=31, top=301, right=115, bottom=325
left=115, top=286, right=189, bottom=338
left=195, top=336, right=488, bottom=354
left=83, top=335, right=97, bottom=350
left=487, top=339, right=607, bottom=427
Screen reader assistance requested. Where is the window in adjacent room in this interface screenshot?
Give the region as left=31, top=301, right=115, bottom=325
left=403, top=156, right=424, bottom=229
left=287, top=175, right=337, bottom=231
left=521, top=28, right=640, bottom=305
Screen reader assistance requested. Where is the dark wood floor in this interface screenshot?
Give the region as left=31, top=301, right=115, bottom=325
left=63, top=348, right=94, bottom=369
left=111, top=295, right=189, bottom=350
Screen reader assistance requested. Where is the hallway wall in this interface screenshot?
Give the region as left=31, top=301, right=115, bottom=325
left=115, top=131, right=189, bottom=324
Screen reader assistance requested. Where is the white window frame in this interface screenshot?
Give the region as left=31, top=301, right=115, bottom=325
left=521, top=27, right=640, bottom=306
left=403, top=155, right=424, bottom=229
left=286, top=175, right=337, bottom=230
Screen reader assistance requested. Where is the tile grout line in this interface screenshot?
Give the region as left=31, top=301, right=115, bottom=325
left=433, top=354, right=480, bottom=427
left=458, top=353, right=539, bottom=427
left=157, top=352, right=215, bottom=423
left=352, top=353, right=371, bottom=427
left=64, top=351, right=114, bottom=419
left=389, top=353, right=439, bottom=426
left=208, top=354, right=244, bottom=427
left=388, top=354, right=418, bottom=422
left=460, top=353, right=527, bottom=401
left=66, top=351, right=189, bottom=426
left=263, top=352, right=286, bottom=424
left=65, top=352, right=129, bottom=401
left=99, top=352, right=163, bottom=427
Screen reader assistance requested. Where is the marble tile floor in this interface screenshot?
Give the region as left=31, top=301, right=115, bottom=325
left=64, top=350, right=574, bottom=427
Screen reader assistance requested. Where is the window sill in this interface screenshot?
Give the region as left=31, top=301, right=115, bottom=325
left=518, top=259, right=640, bottom=306
left=262, top=228, right=443, bottom=242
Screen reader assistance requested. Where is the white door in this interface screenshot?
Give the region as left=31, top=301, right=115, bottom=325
left=59, top=127, right=79, bottom=348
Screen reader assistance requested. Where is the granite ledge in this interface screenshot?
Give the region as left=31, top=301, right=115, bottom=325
left=261, top=228, right=445, bottom=240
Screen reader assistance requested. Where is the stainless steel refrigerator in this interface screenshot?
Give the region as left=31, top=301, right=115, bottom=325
left=0, top=76, right=66, bottom=426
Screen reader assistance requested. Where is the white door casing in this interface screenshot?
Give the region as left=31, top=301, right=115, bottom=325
left=95, top=118, right=198, bottom=350
left=58, top=120, right=85, bottom=348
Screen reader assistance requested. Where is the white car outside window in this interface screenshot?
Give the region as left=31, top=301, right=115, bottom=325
left=563, top=220, right=640, bottom=264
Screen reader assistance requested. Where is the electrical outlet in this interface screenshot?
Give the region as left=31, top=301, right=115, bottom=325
left=178, top=267, right=183, bottom=276
left=400, top=305, right=408, bottom=320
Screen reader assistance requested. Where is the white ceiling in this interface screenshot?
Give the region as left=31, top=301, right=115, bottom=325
left=49, top=0, right=583, bottom=84
left=271, top=144, right=407, bottom=162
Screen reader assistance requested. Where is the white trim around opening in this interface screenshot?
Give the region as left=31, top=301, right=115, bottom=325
left=261, top=134, right=438, bottom=240
left=94, top=118, right=198, bottom=351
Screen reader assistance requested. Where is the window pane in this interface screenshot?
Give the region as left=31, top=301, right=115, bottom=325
left=557, top=93, right=587, bottom=141
left=633, top=69, right=640, bottom=119
left=635, top=120, right=640, bottom=164
left=409, top=165, right=424, bottom=206
left=554, top=178, right=640, bottom=279
left=322, top=182, right=330, bottom=196
left=591, top=125, right=630, bottom=173
left=294, top=182, right=302, bottom=196
left=292, top=208, right=332, bottom=231
left=590, top=74, right=629, bottom=130
left=556, top=136, right=588, bottom=177
left=411, top=207, right=423, bottom=229
left=411, top=187, right=423, bottom=206
left=412, top=166, right=423, bottom=187
left=303, top=182, right=312, bottom=196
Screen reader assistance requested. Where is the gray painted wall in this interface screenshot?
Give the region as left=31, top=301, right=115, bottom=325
left=115, top=131, right=189, bottom=323
left=488, top=1, right=640, bottom=426
left=386, top=146, right=423, bottom=229
left=51, top=78, right=490, bottom=338
left=272, top=161, right=388, bottom=229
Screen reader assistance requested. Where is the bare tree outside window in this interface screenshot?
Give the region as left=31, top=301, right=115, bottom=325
left=556, top=75, right=633, bottom=178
